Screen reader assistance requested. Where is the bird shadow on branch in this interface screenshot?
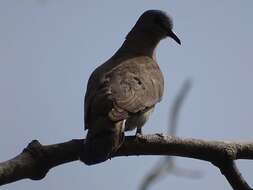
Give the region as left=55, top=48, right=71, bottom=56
left=139, top=79, right=203, bottom=190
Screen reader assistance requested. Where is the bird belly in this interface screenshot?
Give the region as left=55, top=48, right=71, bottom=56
left=125, top=107, right=154, bottom=131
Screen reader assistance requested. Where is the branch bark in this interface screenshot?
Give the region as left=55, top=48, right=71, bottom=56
left=0, top=134, right=252, bottom=189
left=215, top=160, right=251, bottom=190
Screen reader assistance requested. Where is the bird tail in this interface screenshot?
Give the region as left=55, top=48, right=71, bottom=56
left=80, top=119, right=125, bottom=165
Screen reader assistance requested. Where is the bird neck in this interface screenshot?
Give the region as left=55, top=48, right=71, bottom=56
left=118, top=31, right=161, bottom=60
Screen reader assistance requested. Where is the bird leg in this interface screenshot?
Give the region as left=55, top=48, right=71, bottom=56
left=118, top=120, right=126, bottom=146
left=135, top=126, right=143, bottom=136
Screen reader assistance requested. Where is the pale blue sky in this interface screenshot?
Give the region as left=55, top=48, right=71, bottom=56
left=1, top=1, right=253, bottom=189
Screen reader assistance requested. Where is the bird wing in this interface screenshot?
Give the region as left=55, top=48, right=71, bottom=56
left=84, top=56, right=164, bottom=129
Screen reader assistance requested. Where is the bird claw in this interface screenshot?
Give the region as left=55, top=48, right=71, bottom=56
left=135, top=128, right=143, bottom=141
left=135, top=127, right=142, bottom=136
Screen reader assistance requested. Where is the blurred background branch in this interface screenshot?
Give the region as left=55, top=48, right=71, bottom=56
left=139, top=79, right=203, bottom=190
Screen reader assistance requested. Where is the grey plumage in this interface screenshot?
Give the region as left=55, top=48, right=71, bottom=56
left=80, top=10, right=181, bottom=165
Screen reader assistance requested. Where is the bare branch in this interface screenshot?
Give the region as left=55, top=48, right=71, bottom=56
left=1, top=134, right=253, bottom=189
left=213, top=160, right=251, bottom=190
left=0, top=139, right=83, bottom=185
left=139, top=156, right=202, bottom=190
left=169, top=79, right=192, bottom=135
left=139, top=157, right=175, bottom=190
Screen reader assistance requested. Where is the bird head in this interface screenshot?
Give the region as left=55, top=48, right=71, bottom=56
left=129, top=10, right=181, bottom=45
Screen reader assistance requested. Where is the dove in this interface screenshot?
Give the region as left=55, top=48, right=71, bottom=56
left=81, top=10, right=181, bottom=165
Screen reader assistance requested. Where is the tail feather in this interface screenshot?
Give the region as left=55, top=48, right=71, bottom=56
left=80, top=120, right=125, bottom=165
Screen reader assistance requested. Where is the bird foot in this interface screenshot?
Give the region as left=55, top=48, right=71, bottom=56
left=135, top=128, right=143, bottom=139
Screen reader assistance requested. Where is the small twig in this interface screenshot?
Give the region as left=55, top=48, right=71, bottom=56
left=139, top=158, right=171, bottom=190
left=169, top=79, right=192, bottom=135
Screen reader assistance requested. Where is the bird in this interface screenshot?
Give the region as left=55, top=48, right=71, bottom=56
left=80, top=10, right=181, bottom=165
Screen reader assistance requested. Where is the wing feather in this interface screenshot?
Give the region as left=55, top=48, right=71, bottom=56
left=84, top=56, right=164, bottom=130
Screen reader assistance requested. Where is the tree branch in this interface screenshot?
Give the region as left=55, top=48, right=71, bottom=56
left=0, top=134, right=252, bottom=189
left=214, top=160, right=251, bottom=190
